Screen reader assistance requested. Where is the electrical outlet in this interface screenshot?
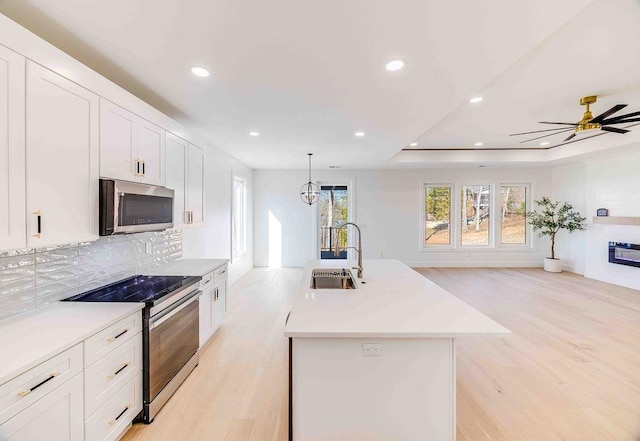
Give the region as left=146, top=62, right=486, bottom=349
left=362, top=343, right=383, bottom=356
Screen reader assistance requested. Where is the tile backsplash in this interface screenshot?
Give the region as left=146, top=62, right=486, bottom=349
left=0, top=230, right=182, bottom=320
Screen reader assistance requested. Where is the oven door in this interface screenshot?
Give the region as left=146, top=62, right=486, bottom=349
left=148, top=289, right=200, bottom=401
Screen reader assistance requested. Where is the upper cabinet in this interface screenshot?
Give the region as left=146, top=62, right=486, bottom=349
left=0, top=46, right=26, bottom=251
left=165, top=133, right=205, bottom=228
left=100, top=99, right=165, bottom=186
left=26, top=61, right=99, bottom=248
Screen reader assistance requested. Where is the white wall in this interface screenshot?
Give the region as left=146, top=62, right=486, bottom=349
left=182, top=146, right=253, bottom=285
left=254, top=167, right=552, bottom=268
left=551, top=162, right=587, bottom=273
left=552, top=145, right=640, bottom=290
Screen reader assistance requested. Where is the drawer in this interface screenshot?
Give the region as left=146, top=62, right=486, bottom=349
left=200, top=271, right=214, bottom=289
left=85, top=373, right=142, bottom=441
left=0, top=343, right=83, bottom=425
left=85, top=332, right=142, bottom=418
left=85, top=312, right=142, bottom=367
left=213, top=264, right=228, bottom=282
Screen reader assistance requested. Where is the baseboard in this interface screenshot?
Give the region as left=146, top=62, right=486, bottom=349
left=404, top=260, right=543, bottom=268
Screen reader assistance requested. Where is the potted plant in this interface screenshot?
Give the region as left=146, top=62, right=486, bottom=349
left=526, top=197, right=587, bottom=273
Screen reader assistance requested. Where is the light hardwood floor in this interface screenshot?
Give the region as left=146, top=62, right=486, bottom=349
left=122, top=267, right=640, bottom=441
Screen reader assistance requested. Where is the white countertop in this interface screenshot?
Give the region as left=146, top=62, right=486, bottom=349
left=143, top=258, right=229, bottom=277
left=0, top=302, right=143, bottom=385
left=284, top=259, right=510, bottom=338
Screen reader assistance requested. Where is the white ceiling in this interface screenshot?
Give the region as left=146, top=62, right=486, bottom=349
left=4, top=0, right=636, bottom=169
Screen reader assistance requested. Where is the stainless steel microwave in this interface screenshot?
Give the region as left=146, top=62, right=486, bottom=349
left=99, top=179, right=174, bottom=235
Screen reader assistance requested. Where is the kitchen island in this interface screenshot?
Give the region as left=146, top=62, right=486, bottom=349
left=284, top=259, right=509, bottom=441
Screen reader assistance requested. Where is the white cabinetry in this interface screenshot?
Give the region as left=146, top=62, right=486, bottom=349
left=100, top=99, right=165, bottom=186
left=0, top=373, right=84, bottom=441
left=0, top=46, right=26, bottom=251
left=25, top=61, right=99, bottom=248
left=165, top=132, right=205, bottom=228
left=199, top=264, right=228, bottom=347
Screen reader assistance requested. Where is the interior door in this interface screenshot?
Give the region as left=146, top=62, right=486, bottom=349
left=26, top=61, right=99, bottom=247
left=0, top=46, right=26, bottom=251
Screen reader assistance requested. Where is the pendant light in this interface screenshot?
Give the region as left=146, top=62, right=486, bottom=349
left=300, top=153, right=320, bottom=205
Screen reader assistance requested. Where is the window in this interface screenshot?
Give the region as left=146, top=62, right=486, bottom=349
left=460, top=185, right=491, bottom=246
left=501, top=185, right=528, bottom=245
left=232, top=176, right=247, bottom=257
left=424, top=185, right=452, bottom=246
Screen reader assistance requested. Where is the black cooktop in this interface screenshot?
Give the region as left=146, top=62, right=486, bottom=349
left=64, top=275, right=200, bottom=304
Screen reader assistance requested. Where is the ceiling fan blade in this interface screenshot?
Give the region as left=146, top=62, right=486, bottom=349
left=519, top=129, right=574, bottom=143
left=601, top=111, right=640, bottom=124
left=563, top=133, right=576, bottom=142
left=602, top=117, right=640, bottom=124
left=539, top=121, right=578, bottom=126
left=601, top=126, right=629, bottom=134
left=509, top=127, right=577, bottom=136
left=589, top=104, right=627, bottom=124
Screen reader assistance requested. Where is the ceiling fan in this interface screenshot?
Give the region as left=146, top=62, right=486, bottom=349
left=510, top=95, right=640, bottom=144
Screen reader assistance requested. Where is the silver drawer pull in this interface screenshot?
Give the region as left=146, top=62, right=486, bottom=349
left=107, top=363, right=129, bottom=379
left=202, top=279, right=211, bottom=285
left=107, top=328, right=130, bottom=342
left=108, top=404, right=130, bottom=426
left=219, top=270, right=226, bottom=275
left=17, top=372, right=60, bottom=397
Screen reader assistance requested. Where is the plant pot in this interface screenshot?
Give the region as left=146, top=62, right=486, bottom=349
left=544, top=257, right=562, bottom=273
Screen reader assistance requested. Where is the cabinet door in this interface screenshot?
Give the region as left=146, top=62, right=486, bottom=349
left=165, top=133, right=188, bottom=227
left=199, top=289, right=213, bottom=347
left=0, top=46, right=26, bottom=251
left=26, top=62, right=99, bottom=247
left=187, top=144, right=205, bottom=225
left=0, top=373, right=84, bottom=441
left=212, top=280, right=227, bottom=332
left=99, top=98, right=138, bottom=182
left=138, top=119, right=165, bottom=186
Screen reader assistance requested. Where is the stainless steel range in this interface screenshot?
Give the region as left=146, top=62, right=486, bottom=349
left=65, top=274, right=202, bottom=423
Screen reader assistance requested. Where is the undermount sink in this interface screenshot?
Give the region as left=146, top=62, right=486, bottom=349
left=310, top=268, right=357, bottom=289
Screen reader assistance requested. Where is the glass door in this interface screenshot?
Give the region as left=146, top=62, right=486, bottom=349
left=319, top=185, right=349, bottom=259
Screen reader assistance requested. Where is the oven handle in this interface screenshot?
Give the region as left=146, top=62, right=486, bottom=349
left=149, top=290, right=201, bottom=330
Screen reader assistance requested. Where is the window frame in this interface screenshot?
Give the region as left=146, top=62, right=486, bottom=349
left=498, top=183, right=533, bottom=249
left=232, top=174, right=247, bottom=259
left=459, top=183, right=494, bottom=249
left=421, top=182, right=455, bottom=251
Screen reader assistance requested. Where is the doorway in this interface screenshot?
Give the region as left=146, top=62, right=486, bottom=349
left=319, top=185, right=349, bottom=259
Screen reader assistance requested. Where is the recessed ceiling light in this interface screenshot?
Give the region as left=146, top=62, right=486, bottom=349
left=248, top=131, right=260, bottom=137
left=385, top=59, right=405, bottom=71
left=354, top=132, right=365, bottom=137
left=409, top=142, right=418, bottom=147
left=540, top=141, right=550, bottom=146
left=190, top=66, right=210, bottom=77
left=469, top=96, right=484, bottom=104
left=474, top=142, right=484, bottom=146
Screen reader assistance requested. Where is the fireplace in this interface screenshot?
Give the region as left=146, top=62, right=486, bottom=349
left=609, top=242, right=640, bottom=268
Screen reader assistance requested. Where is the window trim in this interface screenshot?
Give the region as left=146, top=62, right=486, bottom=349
left=498, top=183, right=533, bottom=249
left=421, top=182, right=455, bottom=251
left=459, top=183, right=494, bottom=249
left=232, top=174, right=247, bottom=259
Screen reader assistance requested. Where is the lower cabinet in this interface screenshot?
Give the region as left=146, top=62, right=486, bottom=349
left=85, top=374, right=142, bottom=441
left=0, top=373, right=84, bottom=441
left=198, top=265, right=228, bottom=348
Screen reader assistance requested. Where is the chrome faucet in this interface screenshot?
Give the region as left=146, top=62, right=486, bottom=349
left=334, top=222, right=363, bottom=278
